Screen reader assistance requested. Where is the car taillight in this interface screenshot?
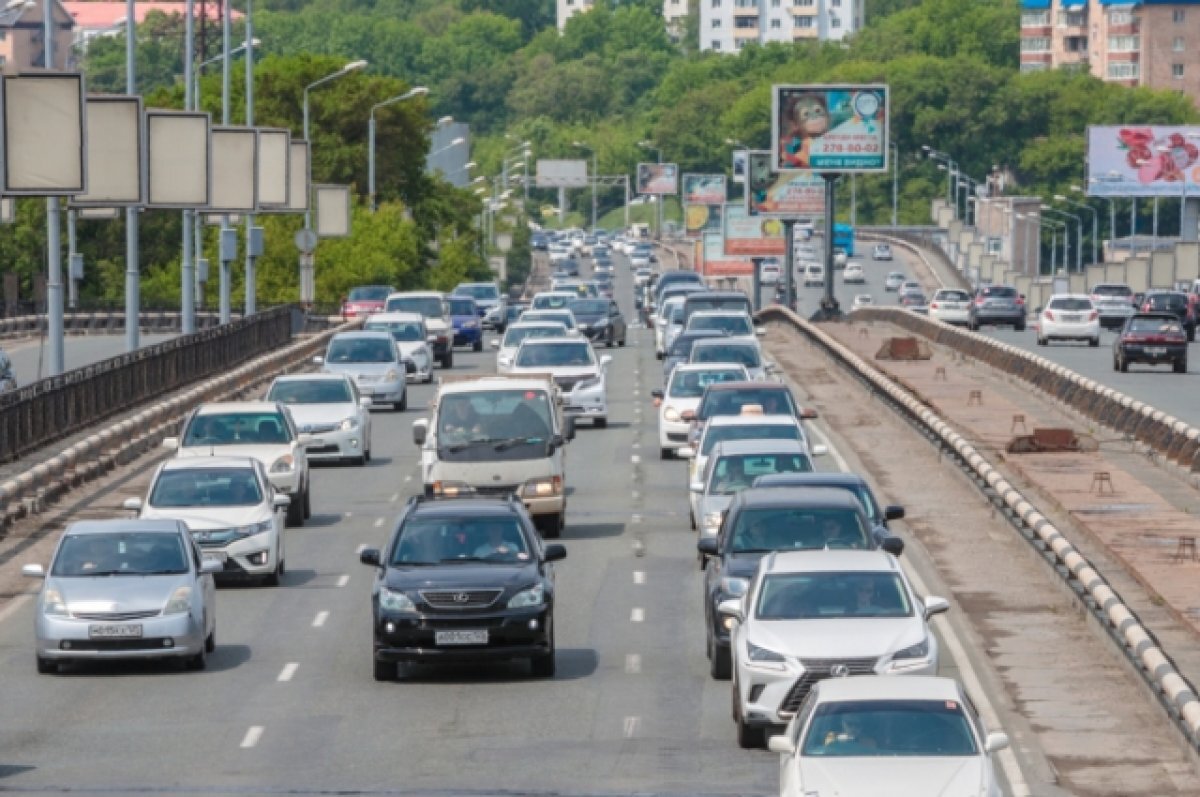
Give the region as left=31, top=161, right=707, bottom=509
left=930, top=302, right=939, bottom=309
left=1016, top=296, right=1025, bottom=306
left=1044, top=310, right=1054, bottom=321
left=975, top=297, right=985, bottom=305
left=1089, top=311, right=1098, bottom=321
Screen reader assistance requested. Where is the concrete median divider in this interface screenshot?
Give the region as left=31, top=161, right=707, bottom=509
left=760, top=303, right=1200, bottom=750
left=0, top=318, right=362, bottom=534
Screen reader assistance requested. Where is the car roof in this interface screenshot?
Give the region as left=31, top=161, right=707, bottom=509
left=689, top=309, right=752, bottom=318
left=195, top=401, right=282, bottom=415
left=329, top=330, right=395, bottom=341
left=271, top=372, right=353, bottom=383
left=686, top=291, right=749, bottom=300
left=765, top=549, right=899, bottom=575
left=672, top=363, right=746, bottom=374
left=65, top=518, right=185, bottom=535
left=733, top=486, right=862, bottom=510
left=159, top=456, right=259, bottom=472
left=364, top=312, right=425, bottom=323
left=754, top=472, right=867, bottom=489
left=815, top=675, right=961, bottom=703
left=409, top=497, right=526, bottom=520
left=1046, top=294, right=1093, bottom=301
left=439, top=377, right=555, bottom=395
left=387, top=290, right=443, bottom=299
left=508, top=321, right=568, bottom=330
left=677, top=329, right=727, bottom=341
left=518, top=337, right=588, bottom=346
left=707, top=413, right=800, bottom=428
left=705, top=380, right=790, bottom=392
left=710, top=438, right=808, bottom=456
left=692, top=338, right=757, bottom=349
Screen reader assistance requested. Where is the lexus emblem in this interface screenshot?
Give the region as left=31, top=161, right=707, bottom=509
left=453, top=592, right=471, bottom=604
left=493, top=474, right=502, bottom=482
left=830, top=664, right=850, bottom=678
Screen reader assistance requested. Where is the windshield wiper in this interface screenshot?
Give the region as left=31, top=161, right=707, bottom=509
left=438, top=557, right=496, bottom=564
left=443, top=438, right=506, bottom=453
left=493, top=436, right=543, bottom=451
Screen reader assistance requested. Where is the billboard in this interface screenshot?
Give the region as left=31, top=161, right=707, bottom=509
left=637, top=162, right=678, bottom=194
left=682, top=173, right=726, bottom=205
left=73, top=95, right=143, bottom=207
left=724, top=204, right=786, bottom=257
left=732, top=150, right=746, bottom=184
left=746, top=150, right=825, bottom=217
left=2, top=74, right=87, bottom=195
left=772, top=84, right=888, bottom=173
left=685, top=202, right=723, bottom=239
left=702, top=230, right=753, bottom=276
left=536, top=159, right=587, bottom=188
left=1087, top=126, right=1200, bottom=197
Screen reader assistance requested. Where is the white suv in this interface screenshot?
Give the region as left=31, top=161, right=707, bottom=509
left=508, top=337, right=612, bottom=428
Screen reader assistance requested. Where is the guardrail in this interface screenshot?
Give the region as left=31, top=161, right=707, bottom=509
left=855, top=307, right=1200, bottom=473
left=0, top=307, right=295, bottom=465
left=760, top=303, right=1200, bottom=750
left=0, top=318, right=358, bottom=534
left=0, top=311, right=233, bottom=338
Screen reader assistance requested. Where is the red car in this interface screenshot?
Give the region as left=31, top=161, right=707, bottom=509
left=1113, top=313, right=1188, bottom=373
left=341, top=285, right=394, bottom=319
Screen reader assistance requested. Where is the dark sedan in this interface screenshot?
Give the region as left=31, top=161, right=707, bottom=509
left=663, top=330, right=727, bottom=382
left=568, top=298, right=627, bottom=347
left=1113, top=313, right=1188, bottom=373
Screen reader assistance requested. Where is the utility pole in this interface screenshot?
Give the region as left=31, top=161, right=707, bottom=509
left=44, top=0, right=64, bottom=373
left=125, top=0, right=140, bottom=351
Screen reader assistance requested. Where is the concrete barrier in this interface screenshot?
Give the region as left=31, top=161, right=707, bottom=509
left=761, top=303, right=1200, bottom=750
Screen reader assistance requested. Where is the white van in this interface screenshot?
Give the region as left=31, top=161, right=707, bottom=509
left=803, top=262, right=825, bottom=287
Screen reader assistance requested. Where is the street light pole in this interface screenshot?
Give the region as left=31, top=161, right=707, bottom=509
left=1042, top=205, right=1081, bottom=272
left=124, top=0, right=140, bottom=351
left=891, top=140, right=899, bottom=227
left=368, top=87, right=428, bottom=212
left=181, top=0, right=195, bottom=334
left=1058, top=191, right=1098, bottom=268
left=41, top=0, right=64, bottom=372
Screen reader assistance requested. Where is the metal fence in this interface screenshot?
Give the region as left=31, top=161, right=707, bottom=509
left=0, top=306, right=295, bottom=464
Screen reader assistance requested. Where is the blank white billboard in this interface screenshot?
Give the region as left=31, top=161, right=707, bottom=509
left=73, top=96, right=143, bottom=206
left=536, top=159, right=587, bottom=188
left=287, top=140, right=310, bottom=212
left=2, top=73, right=86, bottom=195
left=315, top=184, right=351, bottom=238
left=257, top=128, right=290, bottom=209
left=210, top=126, right=258, bottom=212
left=146, top=110, right=211, bottom=208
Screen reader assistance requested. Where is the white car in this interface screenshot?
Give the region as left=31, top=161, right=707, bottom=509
left=691, top=439, right=814, bottom=538
left=803, top=263, right=824, bottom=287
left=690, top=338, right=772, bottom=381
left=509, top=337, right=612, bottom=428
left=653, top=363, right=748, bottom=459
left=317, top=330, right=407, bottom=412
left=492, top=321, right=570, bottom=373
left=682, top=412, right=823, bottom=503
left=872, top=243, right=893, bottom=261
left=125, top=457, right=290, bottom=585
left=768, top=676, right=1009, bottom=797
left=833, top=250, right=848, bottom=268
left=520, top=309, right=579, bottom=335
left=760, top=260, right=782, bottom=285
left=654, top=296, right=688, bottom=358
left=363, top=311, right=434, bottom=383
left=634, top=267, right=653, bottom=286
left=662, top=304, right=687, bottom=357
left=165, top=401, right=313, bottom=528
left=685, top=310, right=757, bottom=342
left=1038, top=294, right=1101, bottom=347
left=851, top=294, right=874, bottom=309
left=724, top=549, right=948, bottom=747
left=265, top=374, right=372, bottom=465
left=928, top=288, right=972, bottom=326
left=883, top=271, right=906, bottom=292
left=383, top=291, right=453, bottom=368
left=842, top=262, right=865, bottom=284
left=548, top=244, right=571, bottom=263
left=531, top=291, right=578, bottom=311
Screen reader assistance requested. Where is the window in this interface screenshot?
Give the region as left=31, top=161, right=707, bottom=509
left=711, top=39, right=721, bottom=49
left=831, top=0, right=841, bottom=5
left=1020, top=61, right=1048, bottom=73
left=831, top=15, right=840, bottom=27
left=794, top=0, right=813, bottom=6
left=1174, top=9, right=1185, bottom=23
left=1107, top=62, right=1139, bottom=79
left=1108, top=35, right=1138, bottom=52
left=735, top=15, right=757, bottom=27
left=771, top=0, right=780, bottom=5
left=712, top=0, right=720, bottom=6
left=770, top=18, right=781, bottom=28
left=1061, top=10, right=1085, bottom=26
left=1021, top=37, right=1051, bottom=52
left=1174, top=37, right=1185, bottom=52
left=712, top=17, right=721, bottom=26
left=0, top=30, right=7, bottom=42
left=986, top=237, right=1002, bottom=256
left=1173, top=63, right=1184, bottom=79
left=794, top=14, right=813, bottom=27
left=1021, top=10, right=1049, bottom=26
left=1109, top=10, right=1133, bottom=25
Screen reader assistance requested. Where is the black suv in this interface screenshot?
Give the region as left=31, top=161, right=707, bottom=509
left=751, top=472, right=906, bottom=543
left=697, top=487, right=903, bottom=680
left=360, top=494, right=566, bottom=681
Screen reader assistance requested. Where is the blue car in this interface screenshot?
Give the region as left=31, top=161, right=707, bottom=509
left=446, top=295, right=483, bottom=352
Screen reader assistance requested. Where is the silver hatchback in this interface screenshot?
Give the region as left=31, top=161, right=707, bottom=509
left=23, top=518, right=222, bottom=673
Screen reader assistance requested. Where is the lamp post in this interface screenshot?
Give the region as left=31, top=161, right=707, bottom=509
left=1042, top=205, right=1082, bottom=272
left=922, top=145, right=958, bottom=206
left=368, top=86, right=428, bottom=212
left=1079, top=181, right=1119, bottom=261
left=890, top=140, right=899, bottom=227
left=572, top=141, right=597, bottom=231
left=1055, top=192, right=1097, bottom=267
left=639, top=140, right=663, bottom=238
left=1044, top=216, right=1067, bottom=274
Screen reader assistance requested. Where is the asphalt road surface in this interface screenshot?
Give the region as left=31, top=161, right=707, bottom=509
left=2, top=333, right=176, bottom=386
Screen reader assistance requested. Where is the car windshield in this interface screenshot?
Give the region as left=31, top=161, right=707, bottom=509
left=729, top=507, right=869, bottom=553
left=935, top=291, right=970, bottom=302
left=1048, top=298, right=1093, bottom=311
left=569, top=300, right=608, bottom=316
left=1146, top=294, right=1187, bottom=310
left=700, top=388, right=797, bottom=419
left=268, top=379, right=352, bottom=404
left=436, top=390, right=554, bottom=457
left=533, top=294, right=573, bottom=310
left=326, top=338, right=396, bottom=364
left=150, top=467, right=263, bottom=508
left=365, top=320, right=425, bottom=342
left=669, top=307, right=685, bottom=324
left=385, top=296, right=444, bottom=318
left=692, top=344, right=761, bottom=368
left=701, top=423, right=801, bottom=457
left=184, top=412, right=291, bottom=446
left=1128, top=317, right=1182, bottom=334
left=670, top=334, right=719, bottom=358
left=390, top=516, right=530, bottom=565
left=669, top=368, right=744, bottom=398
left=348, top=286, right=389, bottom=301
left=708, top=453, right=813, bottom=494
left=756, top=572, right=912, bottom=619
left=689, top=315, right=752, bottom=336
left=888, top=272, right=904, bottom=281
left=456, top=285, right=498, bottom=300
left=503, top=325, right=568, bottom=348
left=515, top=342, right=593, bottom=368
left=1093, top=285, right=1132, bottom=297
left=801, top=700, right=978, bottom=757
left=53, top=531, right=189, bottom=577
left=688, top=298, right=751, bottom=317
left=447, top=298, right=476, bottom=316
left=523, top=312, right=574, bottom=328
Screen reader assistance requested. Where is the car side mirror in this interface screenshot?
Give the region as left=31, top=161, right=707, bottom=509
left=21, top=563, right=45, bottom=579
left=884, top=505, right=905, bottom=521
left=678, top=446, right=696, bottom=459
left=697, top=537, right=719, bottom=557
left=717, top=598, right=743, bottom=623
left=800, top=407, right=818, bottom=420
left=984, top=732, right=1010, bottom=753
left=312, top=355, right=324, bottom=365
left=490, top=339, right=500, bottom=349
left=563, top=417, right=576, bottom=441
left=359, top=548, right=382, bottom=567
left=544, top=544, right=567, bottom=562
left=689, top=480, right=705, bottom=493
left=162, top=437, right=179, bottom=450
left=880, top=536, right=905, bottom=557
left=412, top=419, right=428, bottom=446
left=924, top=595, right=950, bottom=618
left=200, top=557, right=225, bottom=574
left=767, top=736, right=796, bottom=755
left=122, top=497, right=143, bottom=513
left=650, top=390, right=664, bottom=400
left=273, top=494, right=291, bottom=510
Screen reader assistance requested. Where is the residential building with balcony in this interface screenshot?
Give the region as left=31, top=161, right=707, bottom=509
left=0, top=0, right=74, bottom=72
left=697, top=0, right=861, bottom=53
left=557, top=0, right=595, bottom=31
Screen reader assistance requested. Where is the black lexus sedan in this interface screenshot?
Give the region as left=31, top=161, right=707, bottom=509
left=360, top=494, right=566, bottom=681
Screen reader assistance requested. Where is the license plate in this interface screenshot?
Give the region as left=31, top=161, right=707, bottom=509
left=358, top=386, right=373, bottom=395
left=435, top=630, right=488, bottom=645
left=202, top=550, right=228, bottom=563
left=1063, top=314, right=1082, bottom=322
left=1145, top=347, right=1167, bottom=355
left=89, top=624, right=142, bottom=639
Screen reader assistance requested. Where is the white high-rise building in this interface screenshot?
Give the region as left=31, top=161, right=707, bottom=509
left=694, top=0, right=863, bottom=53
left=664, top=0, right=689, bottom=37
left=557, top=0, right=596, bottom=31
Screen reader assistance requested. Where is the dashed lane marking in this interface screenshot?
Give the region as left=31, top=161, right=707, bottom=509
left=336, top=574, right=350, bottom=588
left=277, top=662, right=299, bottom=682
left=630, top=607, right=644, bottom=623
left=240, top=726, right=264, bottom=749
left=312, top=611, right=329, bottom=628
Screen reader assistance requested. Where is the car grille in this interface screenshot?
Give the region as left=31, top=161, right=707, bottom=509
left=779, top=657, right=879, bottom=715
left=356, top=375, right=381, bottom=383
left=420, top=589, right=503, bottom=609
left=71, top=609, right=160, bottom=621
left=666, top=432, right=689, bottom=442
left=473, top=484, right=519, bottom=498
left=63, top=638, right=173, bottom=651
left=307, top=444, right=341, bottom=455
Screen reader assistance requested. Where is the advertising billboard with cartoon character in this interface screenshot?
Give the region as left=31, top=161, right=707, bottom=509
left=771, top=85, right=889, bottom=173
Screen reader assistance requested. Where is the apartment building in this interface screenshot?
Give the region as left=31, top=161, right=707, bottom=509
left=557, top=0, right=595, bottom=31
left=664, top=0, right=688, bottom=38
left=1020, top=0, right=1200, bottom=107
left=0, top=0, right=74, bottom=72
left=695, top=0, right=862, bottom=53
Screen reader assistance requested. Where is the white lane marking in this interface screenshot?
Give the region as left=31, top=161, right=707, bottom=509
left=623, top=716, right=641, bottom=738
left=631, top=455, right=641, bottom=464
left=625, top=654, right=642, bottom=674
left=631, top=490, right=640, bottom=500
left=343, top=511, right=353, bottom=519
left=631, top=514, right=642, bottom=524
left=804, top=422, right=1031, bottom=795
left=240, top=726, right=264, bottom=748
left=630, top=607, right=645, bottom=623
left=632, top=442, right=640, bottom=449
left=632, top=539, right=646, bottom=557
left=312, top=611, right=329, bottom=628
left=633, top=571, right=646, bottom=585
left=336, top=574, right=350, bottom=587
left=390, top=493, right=399, bottom=503
left=374, top=517, right=384, bottom=528
left=404, top=475, right=413, bottom=482
left=277, top=662, right=299, bottom=682
left=0, top=592, right=32, bottom=627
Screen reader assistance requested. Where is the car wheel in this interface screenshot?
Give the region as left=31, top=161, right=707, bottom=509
left=1175, top=357, right=1188, bottom=374
left=530, top=622, right=556, bottom=678
left=373, top=656, right=397, bottom=682
left=303, top=485, right=312, bottom=519
left=1014, top=320, right=1026, bottom=332
left=660, top=447, right=672, bottom=461
left=1089, top=337, right=1100, bottom=348
left=619, top=337, right=626, bottom=347
left=538, top=513, right=563, bottom=539
left=1036, top=335, right=1046, bottom=346
left=710, top=643, right=731, bottom=680
left=285, top=492, right=304, bottom=528
left=1189, top=328, right=1196, bottom=343
left=655, top=351, right=663, bottom=360
left=205, top=629, right=216, bottom=654
left=472, top=338, right=483, bottom=353
left=736, top=707, right=765, bottom=749
left=264, top=557, right=283, bottom=587
left=1119, top=354, right=1129, bottom=373
left=36, top=656, right=57, bottom=674
left=595, top=417, right=608, bottom=429
left=441, top=351, right=454, bottom=369
left=186, top=645, right=207, bottom=671
left=395, top=391, right=407, bottom=412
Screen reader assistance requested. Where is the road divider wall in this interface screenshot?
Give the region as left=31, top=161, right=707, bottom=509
left=760, top=303, right=1200, bottom=750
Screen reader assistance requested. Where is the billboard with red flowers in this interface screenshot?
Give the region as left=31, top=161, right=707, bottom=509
left=1086, top=126, right=1200, bottom=197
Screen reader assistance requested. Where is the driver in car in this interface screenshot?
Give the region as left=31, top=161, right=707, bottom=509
left=472, top=522, right=522, bottom=559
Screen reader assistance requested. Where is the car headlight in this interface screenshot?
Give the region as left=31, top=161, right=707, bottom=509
left=747, top=641, right=786, bottom=667
left=340, top=416, right=359, bottom=431
left=892, top=636, right=930, bottom=661
left=703, top=511, right=724, bottom=531
left=663, top=407, right=681, bottom=422
left=163, top=586, right=192, bottom=615
left=384, top=369, right=400, bottom=382
left=719, top=576, right=748, bottom=597
left=508, top=583, right=545, bottom=609
left=233, top=520, right=273, bottom=538
left=431, top=480, right=476, bottom=497
left=42, top=586, right=68, bottom=616
left=270, top=454, right=295, bottom=473
left=378, top=586, right=416, bottom=613
left=522, top=476, right=562, bottom=498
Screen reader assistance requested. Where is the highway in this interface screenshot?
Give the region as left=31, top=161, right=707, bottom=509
left=2, top=333, right=176, bottom=387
